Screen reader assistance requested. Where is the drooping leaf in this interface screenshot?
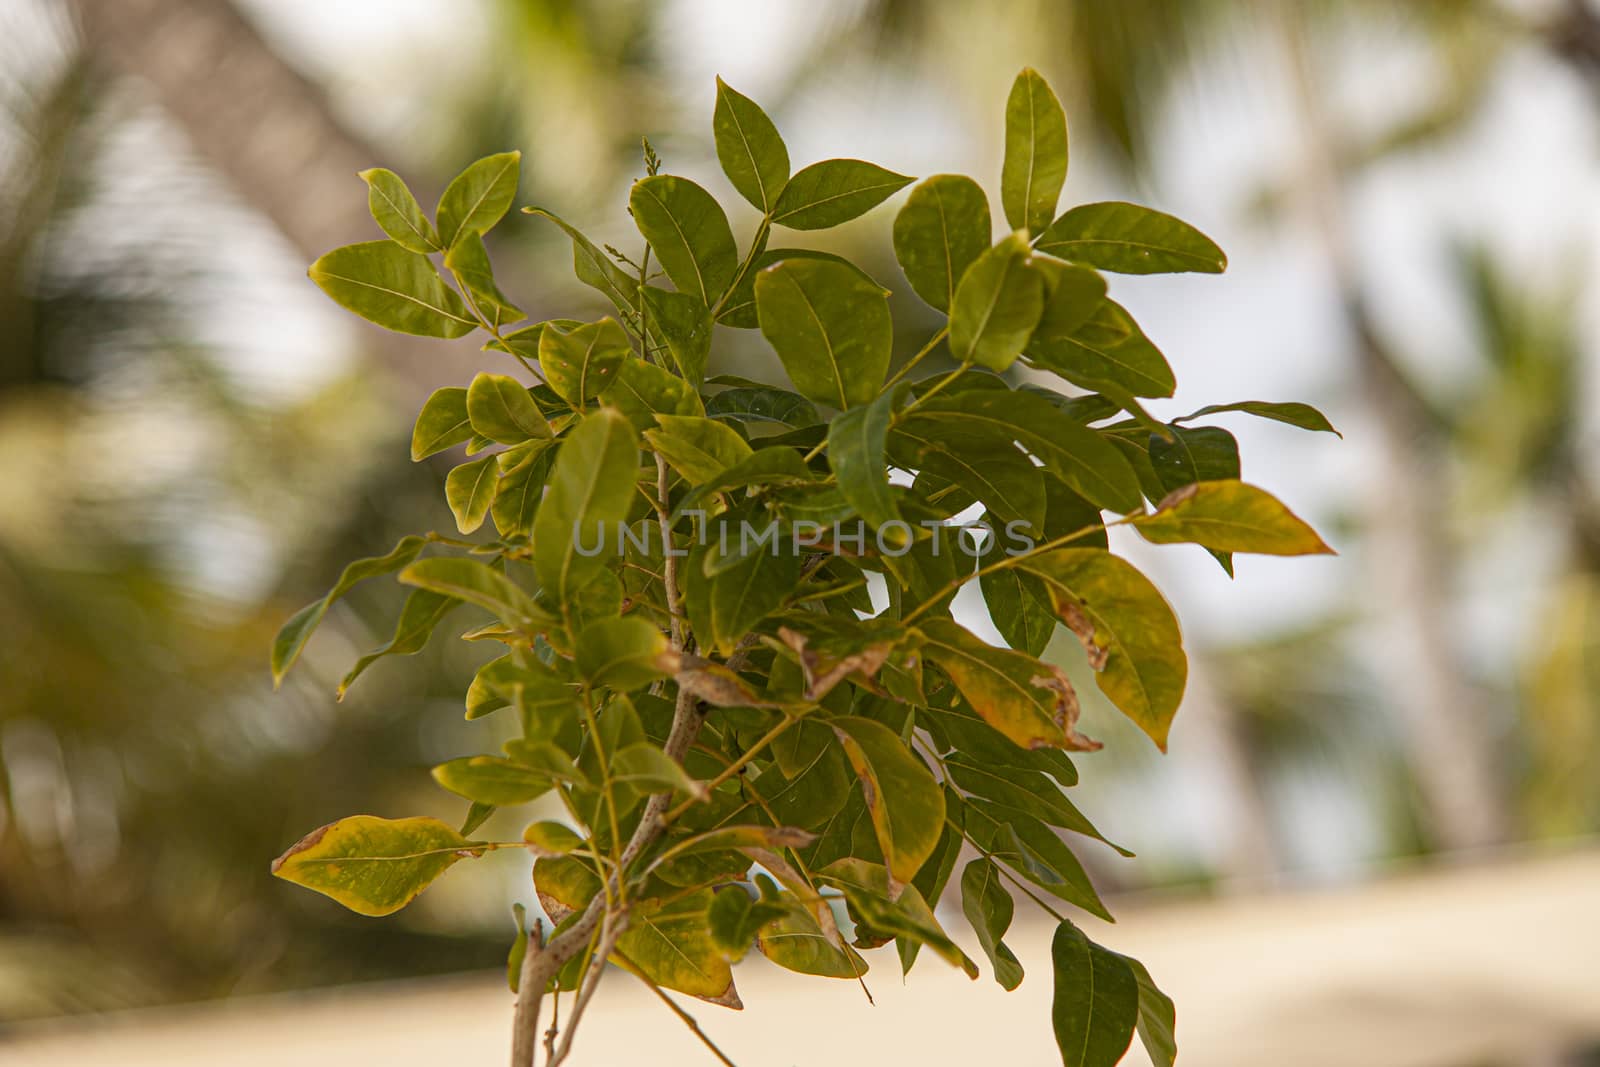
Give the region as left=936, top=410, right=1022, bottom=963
left=359, top=168, right=440, bottom=253
left=639, top=286, right=713, bottom=385
left=1133, top=480, right=1335, bottom=557
left=308, top=240, right=476, bottom=338
left=713, top=77, right=790, bottom=213
left=436, top=150, right=520, bottom=247
left=1148, top=426, right=1240, bottom=575
left=770, top=158, right=913, bottom=231
left=411, top=387, right=474, bottom=461
left=337, top=589, right=458, bottom=697
left=963, top=798, right=1115, bottom=914
left=630, top=175, right=739, bottom=305
left=757, top=899, right=869, bottom=979
left=1177, top=400, right=1341, bottom=436
left=755, top=257, right=892, bottom=410
left=1001, top=68, right=1069, bottom=234
left=538, top=317, right=630, bottom=409
left=961, top=858, right=1024, bottom=990
left=531, top=408, right=640, bottom=603
left=949, top=231, right=1046, bottom=372
left=830, top=716, right=945, bottom=886
left=1051, top=921, right=1139, bottom=1067
left=1018, top=549, right=1187, bottom=750
left=893, top=174, right=992, bottom=312
left=919, top=619, right=1097, bottom=752
left=1123, top=954, right=1178, bottom=1067
left=444, top=455, right=499, bottom=534
left=270, top=815, right=478, bottom=917
left=1036, top=201, right=1226, bottom=274
left=816, top=859, right=976, bottom=977
left=271, top=535, right=428, bottom=686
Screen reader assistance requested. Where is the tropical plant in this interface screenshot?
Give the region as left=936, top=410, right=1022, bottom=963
left=269, top=69, right=1334, bottom=1067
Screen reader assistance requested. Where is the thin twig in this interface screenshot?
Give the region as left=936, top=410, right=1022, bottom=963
left=622, top=957, right=742, bottom=1067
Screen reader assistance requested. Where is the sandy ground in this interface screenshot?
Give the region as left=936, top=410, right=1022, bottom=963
left=5, top=846, right=1598, bottom=1067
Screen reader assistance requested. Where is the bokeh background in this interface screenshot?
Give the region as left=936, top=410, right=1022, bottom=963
left=2, top=1, right=1598, bottom=1064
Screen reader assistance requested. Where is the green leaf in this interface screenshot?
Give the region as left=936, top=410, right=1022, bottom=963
left=894, top=430, right=1045, bottom=534
left=1027, top=298, right=1174, bottom=399
left=490, top=441, right=556, bottom=537
left=524, top=207, right=639, bottom=316
left=538, top=318, right=631, bottom=409
left=436, top=150, right=520, bottom=247
left=445, top=455, right=499, bottom=534
left=308, top=240, right=476, bottom=338
left=713, top=77, right=790, bottom=213
left=399, top=557, right=552, bottom=632
left=573, top=616, right=674, bottom=691
left=610, top=742, right=703, bottom=797
left=615, top=890, right=737, bottom=1003
left=1018, top=549, right=1187, bottom=750
left=949, top=231, right=1046, bottom=372
left=704, top=385, right=821, bottom=427
left=676, top=446, right=817, bottom=514
left=337, top=589, right=458, bottom=697
left=270, top=815, right=477, bottom=917
left=685, top=534, right=801, bottom=656
left=359, top=168, right=440, bottom=253
left=817, top=860, right=976, bottom=977
left=830, top=716, right=944, bottom=886
left=828, top=386, right=907, bottom=542
left=1148, top=426, right=1239, bottom=575
left=920, top=619, right=1097, bottom=752
left=522, top=820, right=585, bottom=855
left=752, top=722, right=853, bottom=830
left=963, top=798, right=1115, bottom=914
left=904, top=387, right=1142, bottom=512
left=1036, top=201, right=1226, bottom=274
left=1001, top=68, right=1068, bottom=234
left=531, top=408, right=640, bottom=603
left=978, top=546, right=1055, bottom=656
left=1124, top=955, right=1178, bottom=1067
left=433, top=755, right=552, bottom=806
left=629, top=175, right=738, bottom=305
left=961, top=858, right=1024, bottom=990
left=411, top=387, right=474, bottom=461
left=707, top=886, right=788, bottom=964
left=1133, top=479, right=1335, bottom=557
left=443, top=230, right=523, bottom=329
left=466, top=372, right=551, bottom=445
left=892, top=174, right=992, bottom=312
left=770, top=158, right=913, bottom=230
left=507, top=903, right=529, bottom=991
left=1177, top=400, right=1341, bottom=436
left=923, top=703, right=1079, bottom=787
left=718, top=248, right=877, bottom=329
left=639, top=286, right=713, bottom=385
left=1051, top=921, right=1139, bottom=1067
left=755, top=257, right=891, bottom=409
left=757, top=898, right=869, bottom=979
left=601, top=355, right=703, bottom=430
left=271, top=535, right=428, bottom=686
left=645, top=413, right=753, bottom=484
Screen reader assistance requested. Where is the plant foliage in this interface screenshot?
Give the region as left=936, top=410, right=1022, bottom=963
left=272, top=68, right=1333, bottom=1067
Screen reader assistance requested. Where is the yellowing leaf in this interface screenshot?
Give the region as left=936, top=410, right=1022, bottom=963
left=270, top=815, right=479, bottom=917
left=1018, top=549, right=1187, bottom=750
left=1133, top=479, right=1335, bottom=556
left=830, top=717, right=944, bottom=887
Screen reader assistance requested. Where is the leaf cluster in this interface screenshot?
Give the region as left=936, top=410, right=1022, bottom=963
left=271, top=69, right=1333, bottom=1067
